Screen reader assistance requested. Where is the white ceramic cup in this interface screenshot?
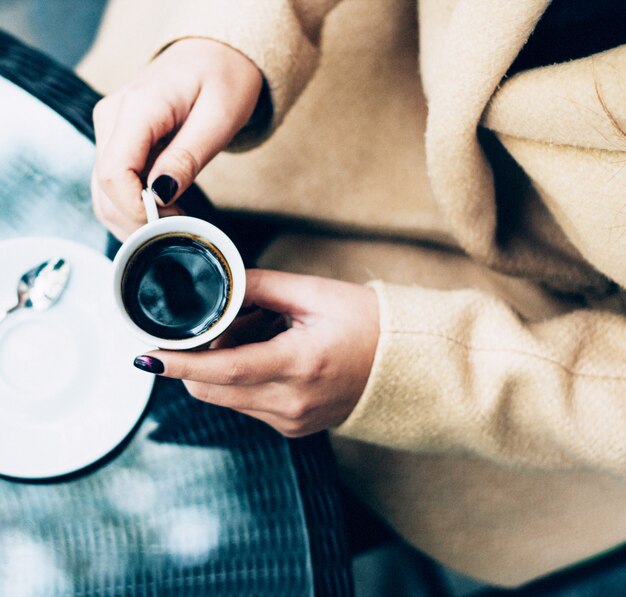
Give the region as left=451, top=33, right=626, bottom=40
left=112, top=189, right=246, bottom=350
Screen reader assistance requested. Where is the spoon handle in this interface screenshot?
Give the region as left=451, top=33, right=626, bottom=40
left=0, top=303, right=19, bottom=324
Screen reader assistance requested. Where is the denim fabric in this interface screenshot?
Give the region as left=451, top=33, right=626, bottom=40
left=352, top=540, right=626, bottom=597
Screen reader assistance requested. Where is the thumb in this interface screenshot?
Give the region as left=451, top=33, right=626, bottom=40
left=147, top=93, right=236, bottom=206
left=244, top=269, right=324, bottom=316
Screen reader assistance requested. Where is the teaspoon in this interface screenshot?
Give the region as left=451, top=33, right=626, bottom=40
left=0, top=258, right=71, bottom=324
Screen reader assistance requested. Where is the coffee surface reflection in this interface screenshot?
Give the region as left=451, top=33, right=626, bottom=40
left=122, top=233, right=231, bottom=340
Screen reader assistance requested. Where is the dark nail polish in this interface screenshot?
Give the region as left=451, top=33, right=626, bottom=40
left=151, top=175, right=178, bottom=204
left=133, top=355, right=165, bottom=374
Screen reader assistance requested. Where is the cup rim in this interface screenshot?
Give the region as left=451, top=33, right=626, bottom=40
left=112, top=216, right=246, bottom=350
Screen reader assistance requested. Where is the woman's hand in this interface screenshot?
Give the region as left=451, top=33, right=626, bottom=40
left=91, top=38, right=262, bottom=240
left=134, top=270, right=380, bottom=437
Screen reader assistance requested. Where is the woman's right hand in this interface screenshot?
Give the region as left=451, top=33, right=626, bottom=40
left=91, top=37, right=263, bottom=240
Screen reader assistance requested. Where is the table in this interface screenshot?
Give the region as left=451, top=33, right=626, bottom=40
left=0, top=30, right=352, bottom=597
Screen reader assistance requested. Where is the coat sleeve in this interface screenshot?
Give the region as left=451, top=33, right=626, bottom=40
left=338, top=41, right=626, bottom=476
left=336, top=279, right=626, bottom=476
left=79, top=0, right=345, bottom=146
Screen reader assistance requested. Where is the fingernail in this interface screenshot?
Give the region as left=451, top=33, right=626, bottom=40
left=151, top=175, right=178, bottom=204
left=133, top=355, right=165, bottom=374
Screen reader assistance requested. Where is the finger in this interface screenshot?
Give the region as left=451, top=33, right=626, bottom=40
left=90, top=172, right=135, bottom=241
left=184, top=382, right=324, bottom=437
left=211, top=309, right=287, bottom=349
left=91, top=168, right=185, bottom=240
left=96, top=95, right=176, bottom=223
left=92, top=97, right=139, bottom=240
left=243, top=269, right=324, bottom=316
left=138, top=337, right=294, bottom=385
left=156, top=204, right=186, bottom=218
left=209, top=309, right=267, bottom=349
left=183, top=380, right=283, bottom=413
left=182, top=380, right=324, bottom=436
left=93, top=96, right=118, bottom=162
left=147, top=89, right=238, bottom=206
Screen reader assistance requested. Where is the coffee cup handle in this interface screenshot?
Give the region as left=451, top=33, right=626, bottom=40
left=141, top=188, right=160, bottom=224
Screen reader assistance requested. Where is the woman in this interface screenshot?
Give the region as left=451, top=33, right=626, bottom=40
left=78, top=0, right=626, bottom=589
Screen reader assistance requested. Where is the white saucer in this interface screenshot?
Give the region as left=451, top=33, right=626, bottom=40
left=0, top=237, right=154, bottom=479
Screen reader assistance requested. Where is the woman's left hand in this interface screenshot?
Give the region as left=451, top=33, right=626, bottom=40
left=135, top=269, right=380, bottom=437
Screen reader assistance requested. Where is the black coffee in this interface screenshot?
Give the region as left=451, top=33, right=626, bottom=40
left=122, top=233, right=232, bottom=340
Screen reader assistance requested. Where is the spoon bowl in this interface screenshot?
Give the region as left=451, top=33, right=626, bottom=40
left=1, top=258, right=71, bottom=323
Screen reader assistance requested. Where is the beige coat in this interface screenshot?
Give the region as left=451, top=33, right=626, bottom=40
left=78, top=0, right=626, bottom=587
